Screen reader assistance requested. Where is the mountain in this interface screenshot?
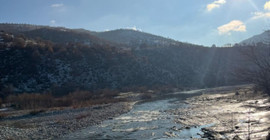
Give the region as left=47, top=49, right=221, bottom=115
left=0, top=23, right=112, bottom=46
left=0, top=23, right=46, bottom=33
left=240, top=30, right=270, bottom=45
left=91, top=29, right=185, bottom=49
left=0, top=24, right=189, bottom=49
left=0, top=24, right=247, bottom=98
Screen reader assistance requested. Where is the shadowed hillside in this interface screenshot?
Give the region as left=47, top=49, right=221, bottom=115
left=0, top=24, right=257, bottom=97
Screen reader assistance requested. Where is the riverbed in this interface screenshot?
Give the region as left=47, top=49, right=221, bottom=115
left=59, top=86, right=233, bottom=140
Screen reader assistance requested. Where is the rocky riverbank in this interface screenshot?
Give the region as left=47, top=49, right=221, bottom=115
left=172, top=85, right=270, bottom=140
left=0, top=102, right=134, bottom=140
left=1, top=85, right=269, bottom=140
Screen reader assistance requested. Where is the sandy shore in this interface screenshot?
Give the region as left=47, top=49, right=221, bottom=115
left=173, top=85, right=270, bottom=140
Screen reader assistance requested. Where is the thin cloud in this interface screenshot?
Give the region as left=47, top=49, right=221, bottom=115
left=50, top=20, right=56, bottom=25
left=207, top=0, right=226, bottom=12
left=51, top=3, right=64, bottom=8
left=218, top=20, right=246, bottom=35
left=265, top=1, right=270, bottom=10
left=124, top=26, right=142, bottom=31
left=251, top=1, right=270, bottom=20
left=251, top=12, right=270, bottom=20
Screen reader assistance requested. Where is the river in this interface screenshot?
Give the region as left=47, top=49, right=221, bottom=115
left=59, top=88, right=215, bottom=140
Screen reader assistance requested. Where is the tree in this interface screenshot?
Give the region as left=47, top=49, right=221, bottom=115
left=13, top=37, right=25, bottom=47
left=236, top=45, right=270, bottom=95
left=211, top=44, right=216, bottom=48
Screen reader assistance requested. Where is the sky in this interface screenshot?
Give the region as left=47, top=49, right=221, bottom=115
left=0, top=0, right=270, bottom=46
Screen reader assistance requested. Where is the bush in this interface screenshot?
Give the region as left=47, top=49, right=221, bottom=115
left=53, top=98, right=72, bottom=107
left=29, top=109, right=45, bottom=116
left=6, top=93, right=53, bottom=109
left=67, top=90, right=93, bottom=103
left=0, top=113, right=7, bottom=119
left=4, top=88, right=121, bottom=110
left=66, top=89, right=120, bottom=107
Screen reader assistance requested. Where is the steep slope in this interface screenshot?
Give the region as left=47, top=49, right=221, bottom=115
left=0, top=32, right=156, bottom=95
left=0, top=24, right=248, bottom=98
left=240, top=30, right=270, bottom=45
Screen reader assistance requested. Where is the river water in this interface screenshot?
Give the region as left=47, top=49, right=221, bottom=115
left=61, top=90, right=211, bottom=140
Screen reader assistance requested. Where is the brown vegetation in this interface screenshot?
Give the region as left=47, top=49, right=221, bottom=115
left=3, top=89, right=123, bottom=110
left=6, top=93, right=53, bottom=109
left=0, top=113, right=8, bottom=119
left=0, top=82, right=177, bottom=112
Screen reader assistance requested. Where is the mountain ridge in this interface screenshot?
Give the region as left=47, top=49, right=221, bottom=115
left=240, top=30, right=270, bottom=45
left=0, top=23, right=255, bottom=97
left=0, top=23, right=200, bottom=49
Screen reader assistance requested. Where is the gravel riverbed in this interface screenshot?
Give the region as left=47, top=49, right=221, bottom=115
left=1, top=85, right=269, bottom=140
left=172, top=85, right=270, bottom=140
left=0, top=102, right=134, bottom=140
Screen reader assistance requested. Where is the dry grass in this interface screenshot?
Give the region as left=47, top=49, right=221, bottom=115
left=4, top=89, right=123, bottom=110
left=29, top=109, right=46, bottom=116
left=6, top=93, right=53, bottom=109
left=0, top=113, right=8, bottom=119
left=75, top=113, right=89, bottom=120
left=10, top=121, right=35, bottom=129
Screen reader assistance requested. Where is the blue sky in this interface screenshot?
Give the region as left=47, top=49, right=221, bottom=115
left=1, top=0, right=270, bottom=46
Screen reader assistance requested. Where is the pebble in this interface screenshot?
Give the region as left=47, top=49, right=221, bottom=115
left=0, top=102, right=131, bottom=140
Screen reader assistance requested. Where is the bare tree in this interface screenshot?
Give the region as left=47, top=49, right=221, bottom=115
left=236, top=44, right=270, bottom=94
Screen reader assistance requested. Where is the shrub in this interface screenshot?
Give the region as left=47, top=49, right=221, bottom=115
left=66, top=89, right=121, bottom=107
left=29, top=109, right=45, bottom=116
left=53, top=98, right=72, bottom=107
left=75, top=113, right=88, bottom=120
left=6, top=93, right=53, bottom=109
left=4, top=88, right=122, bottom=110
left=0, top=113, right=7, bottom=119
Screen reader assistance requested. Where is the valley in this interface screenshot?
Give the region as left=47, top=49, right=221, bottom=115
left=1, top=85, right=269, bottom=139
left=0, top=24, right=270, bottom=140
left=2, top=0, right=270, bottom=139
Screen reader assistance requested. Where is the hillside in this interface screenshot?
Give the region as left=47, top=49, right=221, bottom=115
left=91, top=29, right=183, bottom=49
left=0, top=23, right=112, bottom=46
left=0, top=24, right=195, bottom=49
left=240, top=30, right=270, bottom=45
left=0, top=23, right=46, bottom=33
left=0, top=24, right=251, bottom=97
